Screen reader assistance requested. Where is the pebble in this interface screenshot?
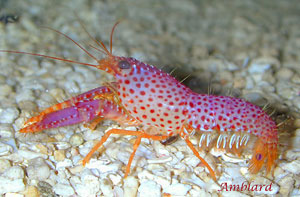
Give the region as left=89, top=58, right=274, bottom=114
left=69, top=165, right=84, bottom=174
left=74, top=67, right=97, bottom=83
left=147, top=156, right=172, bottom=164
left=2, top=166, right=24, bottom=179
left=225, top=62, right=239, bottom=71
left=0, top=124, right=14, bottom=138
left=18, top=149, right=47, bottom=160
left=23, top=186, right=39, bottom=197
left=124, top=176, right=139, bottom=197
left=152, top=141, right=170, bottom=156
left=0, top=84, right=13, bottom=97
left=26, top=157, right=50, bottom=181
left=69, top=133, right=84, bottom=146
left=221, top=154, right=246, bottom=163
left=291, top=189, right=300, bottom=196
left=85, top=160, right=121, bottom=174
left=53, top=183, right=75, bottom=196
left=294, top=119, right=300, bottom=128
left=163, top=183, right=191, bottom=196
left=262, top=72, right=276, bottom=85
left=245, top=77, right=254, bottom=89
left=276, top=67, right=294, bottom=80
left=17, top=100, right=37, bottom=113
left=279, top=87, right=295, bottom=100
left=0, top=142, right=13, bottom=156
left=55, top=142, right=71, bottom=150
left=114, top=186, right=124, bottom=197
left=38, top=181, right=55, bottom=196
left=0, top=159, right=11, bottom=173
left=291, top=130, right=300, bottom=150
left=82, top=127, right=105, bottom=141
left=138, top=170, right=171, bottom=189
left=100, top=179, right=114, bottom=196
left=54, top=150, right=66, bottom=161
left=56, top=159, right=73, bottom=168
left=251, top=73, right=264, bottom=84
left=0, top=107, right=19, bottom=124
left=48, top=88, right=66, bottom=100
left=233, top=77, right=246, bottom=89
left=76, top=170, right=101, bottom=196
left=138, top=180, right=161, bottom=197
left=281, top=159, right=300, bottom=174
left=63, top=80, right=80, bottom=94
left=53, top=65, right=73, bottom=76
left=273, top=167, right=289, bottom=182
left=278, top=175, right=295, bottom=196
left=293, top=97, right=300, bottom=109
left=291, top=73, right=300, bottom=84
left=15, top=89, right=35, bottom=103
left=4, top=193, right=24, bottom=197
left=196, top=59, right=224, bottom=73
left=35, top=144, right=48, bottom=155
left=54, top=133, right=65, bottom=141
left=66, top=72, right=85, bottom=84
left=243, top=92, right=266, bottom=106
left=0, top=177, right=25, bottom=195
left=69, top=176, right=83, bottom=194
left=191, top=45, right=209, bottom=59
left=0, top=74, right=5, bottom=83
left=248, top=58, right=272, bottom=74
left=108, top=174, right=122, bottom=185
left=217, top=71, right=233, bottom=84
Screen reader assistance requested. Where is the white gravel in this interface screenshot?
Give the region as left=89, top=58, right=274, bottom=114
left=26, top=157, right=50, bottom=181
left=0, top=108, right=19, bottom=124
left=0, top=0, right=300, bottom=196
left=138, top=180, right=161, bottom=197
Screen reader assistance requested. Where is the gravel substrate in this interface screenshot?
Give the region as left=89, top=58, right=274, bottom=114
left=1, top=0, right=300, bottom=196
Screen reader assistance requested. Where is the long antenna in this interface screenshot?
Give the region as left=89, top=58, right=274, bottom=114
left=0, top=50, right=98, bottom=68
left=42, top=26, right=99, bottom=61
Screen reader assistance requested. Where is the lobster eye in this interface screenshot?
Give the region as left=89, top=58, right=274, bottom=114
left=118, top=60, right=131, bottom=69
left=256, top=153, right=262, bottom=161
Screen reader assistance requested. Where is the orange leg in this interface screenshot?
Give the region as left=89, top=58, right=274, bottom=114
left=125, top=135, right=142, bottom=177
left=84, top=116, right=104, bottom=130
left=82, top=128, right=169, bottom=177
left=180, top=127, right=217, bottom=181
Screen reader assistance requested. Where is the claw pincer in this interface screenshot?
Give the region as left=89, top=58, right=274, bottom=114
left=20, top=100, right=100, bottom=133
